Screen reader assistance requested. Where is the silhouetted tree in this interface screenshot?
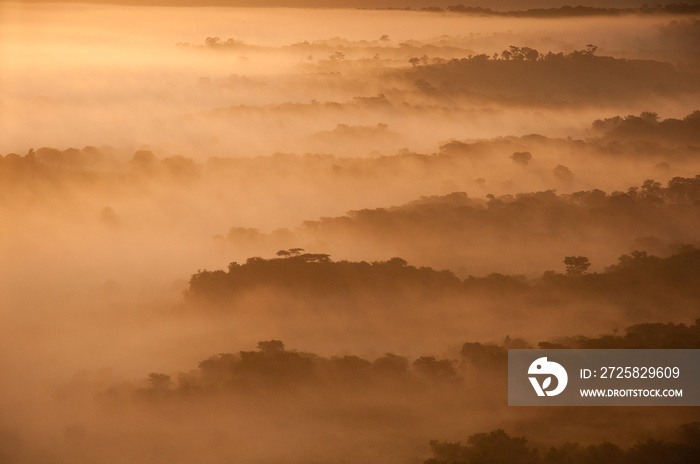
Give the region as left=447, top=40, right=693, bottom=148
left=257, top=340, right=284, bottom=354
left=276, top=248, right=304, bottom=257
left=564, top=256, right=590, bottom=276
left=460, top=342, right=507, bottom=368
left=373, top=353, right=409, bottom=375
left=510, top=151, right=532, bottom=166
left=553, top=164, right=574, bottom=182
left=147, top=373, right=171, bottom=395
left=426, top=429, right=537, bottom=464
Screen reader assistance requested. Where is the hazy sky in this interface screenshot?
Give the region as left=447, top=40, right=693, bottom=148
left=7, top=0, right=695, bottom=9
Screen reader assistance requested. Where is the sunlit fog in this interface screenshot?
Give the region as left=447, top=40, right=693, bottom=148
left=1, top=2, right=699, bottom=463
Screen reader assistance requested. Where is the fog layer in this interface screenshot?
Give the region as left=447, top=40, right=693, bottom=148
left=1, top=3, right=699, bottom=464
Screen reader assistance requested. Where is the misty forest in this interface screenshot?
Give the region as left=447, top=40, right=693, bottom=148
left=1, top=1, right=699, bottom=463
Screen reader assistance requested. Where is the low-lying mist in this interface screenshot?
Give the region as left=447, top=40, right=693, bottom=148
left=3, top=4, right=700, bottom=155
left=2, top=3, right=699, bottom=464
left=3, top=322, right=699, bottom=464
